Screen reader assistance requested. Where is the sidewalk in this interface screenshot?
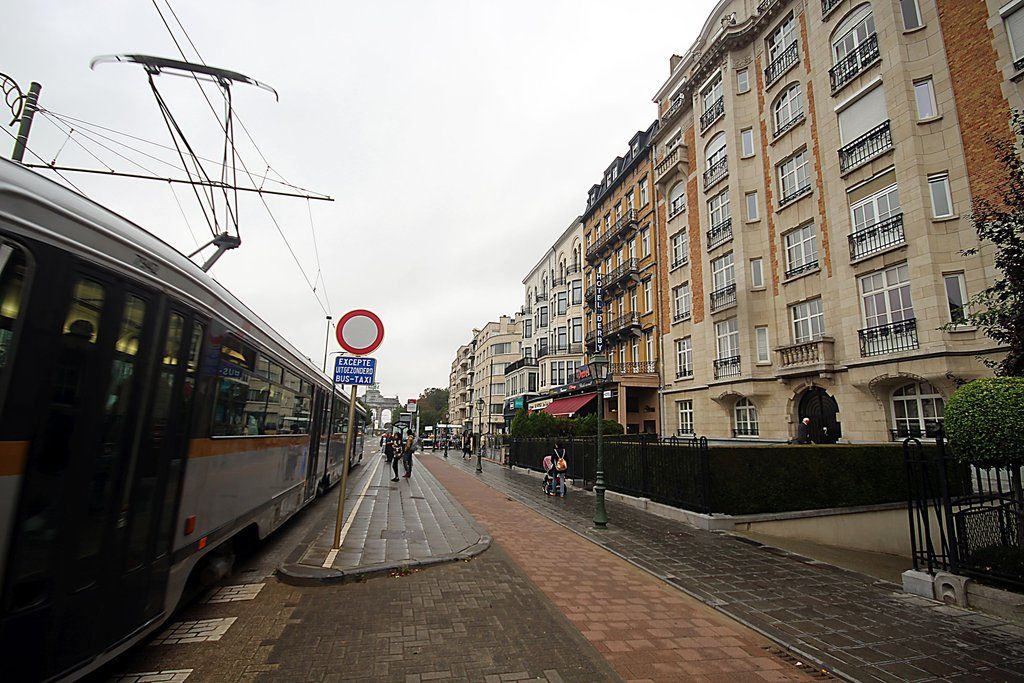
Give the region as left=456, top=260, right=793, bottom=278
left=279, top=453, right=489, bottom=584
left=428, top=453, right=1024, bottom=682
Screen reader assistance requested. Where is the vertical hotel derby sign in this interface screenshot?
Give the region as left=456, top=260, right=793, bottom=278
left=595, top=271, right=604, bottom=354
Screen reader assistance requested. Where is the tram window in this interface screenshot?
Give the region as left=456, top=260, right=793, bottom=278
left=213, top=335, right=256, bottom=436
left=220, top=334, right=254, bottom=369
left=0, top=243, right=28, bottom=373
left=62, top=280, right=104, bottom=344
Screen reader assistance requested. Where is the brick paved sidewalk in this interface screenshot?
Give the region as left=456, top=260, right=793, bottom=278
left=431, top=453, right=1024, bottom=682
left=419, top=455, right=815, bottom=682
left=281, top=454, right=488, bottom=582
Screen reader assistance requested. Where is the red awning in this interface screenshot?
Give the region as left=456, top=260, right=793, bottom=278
left=542, top=392, right=598, bottom=417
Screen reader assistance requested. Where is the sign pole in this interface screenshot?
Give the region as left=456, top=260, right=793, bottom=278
left=333, top=383, right=360, bottom=549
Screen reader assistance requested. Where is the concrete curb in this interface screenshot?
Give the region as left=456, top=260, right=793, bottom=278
left=276, top=453, right=493, bottom=587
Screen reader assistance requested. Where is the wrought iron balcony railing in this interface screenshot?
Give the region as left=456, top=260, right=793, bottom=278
left=839, top=120, right=892, bottom=174
left=848, top=213, right=905, bottom=261
left=765, top=42, right=799, bottom=87
left=521, top=304, right=533, bottom=315
left=504, top=357, right=538, bottom=375
left=565, top=263, right=582, bottom=276
left=661, top=93, right=687, bottom=125
left=584, top=284, right=595, bottom=307
left=733, top=426, right=759, bottom=437
left=552, top=275, right=567, bottom=288
left=668, top=194, right=686, bottom=219
left=536, top=346, right=551, bottom=360
left=889, top=423, right=943, bottom=441
left=706, top=218, right=733, bottom=251
left=670, top=253, right=689, bottom=270
left=703, top=156, right=728, bottom=189
left=672, top=309, right=692, bottom=324
left=699, top=97, right=725, bottom=132
left=713, top=355, right=741, bottom=379
left=610, top=361, right=657, bottom=375
left=605, top=257, right=639, bottom=290
left=784, top=259, right=819, bottom=280
left=829, top=34, right=880, bottom=93
left=774, top=112, right=805, bottom=140
left=1016, top=56, right=1024, bottom=73
left=607, top=311, right=641, bottom=336
left=857, top=318, right=919, bottom=357
left=675, top=365, right=693, bottom=379
left=585, top=208, right=638, bottom=261
left=709, top=282, right=737, bottom=312
left=822, top=0, right=843, bottom=18
left=778, top=182, right=812, bottom=208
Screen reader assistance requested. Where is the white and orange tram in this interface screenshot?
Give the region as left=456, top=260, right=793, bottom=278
left=0, top=157, right=368, bottom=681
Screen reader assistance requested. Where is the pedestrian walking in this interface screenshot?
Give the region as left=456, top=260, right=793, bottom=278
left=443, top=430, right=449, bottom=458
left=796, top=417, right=812, bottom=444
left=402, top=430, right=416, bottom=478
left=385, top=435, right=400, bottom=481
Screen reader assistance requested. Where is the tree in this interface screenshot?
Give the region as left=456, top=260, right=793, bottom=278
left=951, top=111, right=1024, bottom=376
left=414, top=387, right=449, bottom=429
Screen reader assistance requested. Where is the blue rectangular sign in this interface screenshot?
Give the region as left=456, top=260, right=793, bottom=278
left=334, top=356, right=377, bottom=385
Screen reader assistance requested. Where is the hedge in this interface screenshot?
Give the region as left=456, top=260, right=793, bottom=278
left=944, top=377, right=1024, bottom=466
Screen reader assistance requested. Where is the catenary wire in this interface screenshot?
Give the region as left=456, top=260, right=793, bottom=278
left=0, top=125, right=88, bottom=195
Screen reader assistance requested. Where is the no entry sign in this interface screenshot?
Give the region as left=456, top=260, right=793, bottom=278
left=335, top=309, right=384, bottom=356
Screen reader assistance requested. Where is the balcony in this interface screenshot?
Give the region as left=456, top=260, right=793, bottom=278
left=565, top=263, right=582, bottom=276
left=605, top=257, right=639, bottom=291
left=568, top=342, right=584, bottom=355
left=778, top=182, right=812, bottom=209
left=784, top=259, right=819, bottom=280
left=655, top=146, right=689, bottom=187
left=839, top=120, right=892, bottom=174
left=775, top=337, right=835, bottom=378
left=675, top=365, right=693, bottom=379
left=672, top=309, right=692, bottom=324
left=733, top=426, right=759, bottom=437
left=858, top=318, right=919, bottom=357
left=1016, top=56, right=1024, bottom=73
left=710, top=282, right=737, bottom=312
left=606, top=312, right=641, bottom=338
left=552, top=275, right=567, bottom=288
left=586, top=208, right=638, bottom=262
left=584, top=284, right=596, bottom=308
left=849, top=213, right=905, bottom=261
left=536, top=346, right=551, bottom=360
left=765, top=42, right=799, bottom=88
left=703, top=156, right=728, bottom=190
left=822, top=0, right=843, bottom=18
left=660, top=93, right=687, bottom=126
left=504, top=357, right=538, bottom=375
left=706, top=218, right=733, bottom=251
left=610, top=361, right=657, bottom=375
left=699, top=97, right=724, bottom=133
left=670, top=252, right=689, bottom=270
left=668, top=194, right=687, bottom=220
left=714, top=355, right=741, bottom=380
left=829, top=34, right=880, bottom=94
left=521, top=304, right=533, bottom=315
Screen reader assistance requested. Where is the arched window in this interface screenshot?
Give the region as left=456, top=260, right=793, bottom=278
left=832, top=5, right=876, bottom=64
left=668, top=182, right=686, bottom=217
left=706, top=132, right=727, bottom=169
left=892, top=382, right=944, bottom=438
left=773, top=83, right=804, bottom=135
left=734, top=397, right=759, bottom=436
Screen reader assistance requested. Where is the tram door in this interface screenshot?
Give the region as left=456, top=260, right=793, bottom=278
left=0, top=252, right=200, bottom=680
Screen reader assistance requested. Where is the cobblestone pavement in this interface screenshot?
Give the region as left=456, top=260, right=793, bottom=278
left=418, top=455, right=815, bottom=683
left=285, top=453, right=487, bottom=576
left=430, top=454, right=1024, bottom=682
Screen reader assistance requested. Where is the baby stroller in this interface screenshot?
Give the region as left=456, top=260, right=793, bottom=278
left=541, top=452, right=568, bottom=497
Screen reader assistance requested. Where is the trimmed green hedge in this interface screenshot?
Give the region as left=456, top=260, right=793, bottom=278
left=945, top=377, right=1024, bottom=465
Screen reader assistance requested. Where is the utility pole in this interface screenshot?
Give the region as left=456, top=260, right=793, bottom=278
left=12, top=82, right=41, bottom=163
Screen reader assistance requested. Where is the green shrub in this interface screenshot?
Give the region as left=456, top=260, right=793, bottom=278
left=945, top=377, right=1024, bottom=465
left=509, top=408, right=622, bottom=437
left=572, top=414, right=625, bottom=436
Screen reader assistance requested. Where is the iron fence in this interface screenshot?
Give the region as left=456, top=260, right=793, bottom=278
left=839, top=120, right=892, bottom=173
left=905, top=432, right=1024, bottom=590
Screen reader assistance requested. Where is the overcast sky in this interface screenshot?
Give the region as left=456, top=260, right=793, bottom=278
left=7, top=0, right=715, bottom=403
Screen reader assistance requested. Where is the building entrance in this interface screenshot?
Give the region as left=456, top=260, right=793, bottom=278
left=798, top=387, right=841, bottom=444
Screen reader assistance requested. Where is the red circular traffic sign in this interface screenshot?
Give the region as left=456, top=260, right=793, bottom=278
left=335, top=309, right=384, bottom=356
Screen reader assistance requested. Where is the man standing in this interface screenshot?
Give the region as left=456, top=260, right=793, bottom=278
left=402, top=429, right=416, bottom=478
left=797, top=417, right=813, bottom=444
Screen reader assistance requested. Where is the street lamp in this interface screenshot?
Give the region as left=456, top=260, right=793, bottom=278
left=588, top=354, right=610, bottom=527
left=476, top=397, right=485, bottom=473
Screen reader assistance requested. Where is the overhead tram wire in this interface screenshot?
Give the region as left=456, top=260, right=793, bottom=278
left=0, top=125, right=88, bottom=195
left=168, top=181, right=202, bottom=250
left=151, top=0, right=331, bottom=315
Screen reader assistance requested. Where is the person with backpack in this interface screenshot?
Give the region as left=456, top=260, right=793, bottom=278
left=549, top=442, right=568, bottom=496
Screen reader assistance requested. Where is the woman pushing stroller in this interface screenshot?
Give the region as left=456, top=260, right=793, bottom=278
left=542, top=442, right=568, bottom=497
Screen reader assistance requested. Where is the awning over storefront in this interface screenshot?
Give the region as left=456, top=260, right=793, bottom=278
left=542, top=392, right=597, bottom=417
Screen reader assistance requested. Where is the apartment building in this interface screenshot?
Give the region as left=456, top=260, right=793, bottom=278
left=653, top=0, right=1006, bottom=443
left=505, top=218, right=587, bottom=419
left=468, top=315, right=522, bottom=438
left=447, top=342, right=474, bottom=433
left=582, top=125, right=664, bottom=434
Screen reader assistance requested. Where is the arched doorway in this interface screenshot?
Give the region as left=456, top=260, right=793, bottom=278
left=798, top=387, right=840, bottom=444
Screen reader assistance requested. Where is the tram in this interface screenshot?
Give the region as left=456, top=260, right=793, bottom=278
left=0, top=157, right=368, bottom=681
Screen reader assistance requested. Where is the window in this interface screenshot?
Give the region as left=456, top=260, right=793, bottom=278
left=791, top=298, right=825, bottom=342
left=627, top=189, right=636, bottom=210
left=860, top=263, right=914, bottom=328
left=755, top=326, right=770, bottom=364
left=737, top=68, right=750, bottom=94
left=702, top=73, right=723, bottom=114
left=900, top=0, right=923, bottom=31
left=712, top=252, right=735, bottom=290
left=615, top=202, right=623, bottom=220
left=645, top=331, right=653, bottom=360
left=571, top=279, right=582, bottom=305
left=914, top=78, right=938, bottom=120
left=628, top=239, right=636, bottom=260
left=539, top=306, right=549, bottom=328
left=571, top=317, right=583, bottom=343
left=740, top=128, right=755, bottom=158
left=0, top=242, right=29, bottom=378
left=641, top=227, right=650, bottom=257
left=670, top=231, right=688, bottom=267
left=783, top=223, right=819, bottom=276
left=750, top=258, right=764, bottom=289
left=631, top=337, right=639, bottom=361
left=767, top=14, right=797, bottom=64
left=838, top=85, right=888, bottom=144
left=677, top=399, right=694, bottom=434
left=892, top=382, right=944, bottom=438
left=676, top=338, right=693, bottom=378
left=556, top=327, right=568, bottom=351
left=673, top=282, right=692, bottom=320
left=851, top=181, right=901, bottom=232
left=643, top=279, right=652, bottom=312
left=734, top=397, right=759, bottom=436
left=832, top=7, right=876, bottom=64
left=619, top=344, right=626, bottom=364
left=628, top=289, right=636, bottom=313
left=778, top=149, right=811, bottom=202
left=708, top=189, right=731, bottom=228
left=745, top=191, right=759, bottom=221
left=944, top=272, right=968, bottom=325
left=773, top=83, right=804, bottom=135
left=716, top=317, right=739, bottom=359
left=668, top=182, right=686, bottom=218
left=524, top=319, right=533, bottom=339
left=928, top=173, right=953, bottom=218
left=706, top=132, right=727, bottom=169
left=556, top=291, right=567, bottom=316
left=639, top=178, right=649, bottom=205
left=604, top=214, right=611, bottom=231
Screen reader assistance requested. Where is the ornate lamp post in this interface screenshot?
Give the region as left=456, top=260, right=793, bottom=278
left=476, top=397, right=485, bottom=473
left=588, top=354, right=610, bottom=527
